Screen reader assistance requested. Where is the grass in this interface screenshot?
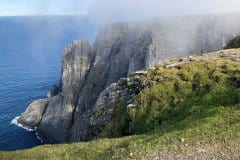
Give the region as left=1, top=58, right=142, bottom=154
left=0, top=59, right=239, bottom=160
left=129, top=59, right=240, bottom=134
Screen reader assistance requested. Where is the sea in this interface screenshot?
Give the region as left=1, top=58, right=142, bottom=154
left=0, top=16, right=97, bottom=151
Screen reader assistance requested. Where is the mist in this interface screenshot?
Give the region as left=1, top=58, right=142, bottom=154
left=6, top=0, right=239, bottom=25
left=84, top=0, right=240, bottom=25
left=1, top=0, right=240, bottom=57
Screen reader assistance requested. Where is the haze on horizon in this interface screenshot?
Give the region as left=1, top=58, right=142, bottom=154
left=0, top=0, right=240, bottom=24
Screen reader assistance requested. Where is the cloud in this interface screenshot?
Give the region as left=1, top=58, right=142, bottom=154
left=0, top=0, right=91, bottom=16
left=86, top=0, right=240, bottom=24
left=1, top=0, right=240, bottom=24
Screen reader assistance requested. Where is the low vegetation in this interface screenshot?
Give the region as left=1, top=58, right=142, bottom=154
left=1, top=58, right=240, bottom=160
left=130, top=60, right=240, bottom=134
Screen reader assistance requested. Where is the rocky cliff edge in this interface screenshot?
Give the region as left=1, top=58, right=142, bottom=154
left=18, top=14, right=240, bottom=143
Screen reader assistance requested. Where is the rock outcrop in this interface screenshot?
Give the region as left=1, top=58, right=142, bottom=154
left=225, top=36, right=240, bottom=49
left=71, top=49, right=240, bottom=141
left=40, top=40, right=94, bottom=143
left=18, top=99, right=48, bottom=129
left=18, top=13, right=240, bottom=143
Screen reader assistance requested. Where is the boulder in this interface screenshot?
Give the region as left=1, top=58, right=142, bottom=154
left=17, top=99, right=48, bottom=129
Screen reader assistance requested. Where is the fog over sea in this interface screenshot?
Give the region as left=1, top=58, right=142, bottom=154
left=0, top=16, right=97, bottom=151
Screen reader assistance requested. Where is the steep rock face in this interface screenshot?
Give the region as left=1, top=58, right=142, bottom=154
left=69, top=15, right=240, bottom=142
left=225, top=36, right=240, bottom=49
left=18, top=13, right=240, bottom=143
left=89, top=71, right=146, bottom=138
left=70, top=49, right=240, bottom=141
left=40, top=40, right=94, bottom=143
left=70, top=72, right=145, bottom=141
left=38, top=95, right=65, bottom=142
left=69, top=24, right=154, bottom=141
left=76, top=49, right=240, bottom=140
left=19, top=40, right=94, bottom=143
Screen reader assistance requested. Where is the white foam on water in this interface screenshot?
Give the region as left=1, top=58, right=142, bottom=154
left=11, top=116, right=35, bottom=132
left=11, top=116, right=44, bottom=143
left=35, top=132, right=44, bottom=143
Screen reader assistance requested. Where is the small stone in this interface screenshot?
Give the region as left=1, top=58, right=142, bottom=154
left=166, top=62, right=184, bottom=68
left=188, top=55, right=193, bottom=59
left=178, top=58, right=184, bottom=62
left=188, top=55, right=195, bottom=61
left=127, top=104, right=137, bottom=109
left=134, top=70, right=148, bottom=75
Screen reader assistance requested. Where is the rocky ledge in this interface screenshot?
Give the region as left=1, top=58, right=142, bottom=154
left=18, top=99, right=48, bottom=129
left=17, top=14, right=240, bottom=143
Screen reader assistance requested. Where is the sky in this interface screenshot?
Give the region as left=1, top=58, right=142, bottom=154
left=0, top=0, right=240, bottom=22
left=0, top=0, right=94, bottom=16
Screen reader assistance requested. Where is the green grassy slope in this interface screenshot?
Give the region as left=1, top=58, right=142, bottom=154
left=1, top=53, right=240, bottom=160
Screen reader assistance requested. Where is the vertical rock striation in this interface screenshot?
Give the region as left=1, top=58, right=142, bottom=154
left=19, top=40, right=94, bottom=143
left=18, top=13, right=240, bottom=143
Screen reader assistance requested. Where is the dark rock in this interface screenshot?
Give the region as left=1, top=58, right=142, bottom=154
left=225, top=36, right=240, bottom=49
left=47, top=84, right=60, bottom=98
left=37, top=95, right=66, bottom=143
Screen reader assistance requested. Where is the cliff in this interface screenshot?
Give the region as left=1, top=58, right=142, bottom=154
left=2, top=48, right=240, bottom=160
left=18, top=13, right=240, bottom=143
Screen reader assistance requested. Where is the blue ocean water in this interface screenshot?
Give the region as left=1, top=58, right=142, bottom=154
left=0, top=16, right=97, bottom=151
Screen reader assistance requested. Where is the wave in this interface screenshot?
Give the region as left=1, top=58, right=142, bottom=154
left=11, top=116, right=44, bottom=143
left=11, top=116, right=35, bottom=132
left=35, top=132, right=44, bottom=143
